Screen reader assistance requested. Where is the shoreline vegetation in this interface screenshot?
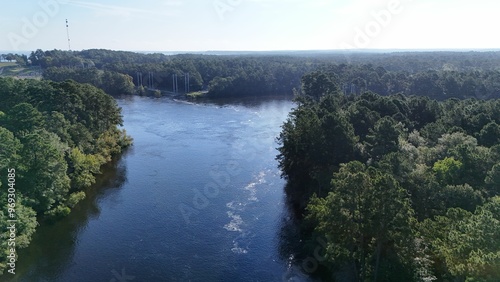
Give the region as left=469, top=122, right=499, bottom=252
left=0, top=49, right=499, bottom=280
left=186, top=91, right=209, bottom=99
left=277, top=71, right=500, bottom=281
left=0, top=77, right=132, bottom=275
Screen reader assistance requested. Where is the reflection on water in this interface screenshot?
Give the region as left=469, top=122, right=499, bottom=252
left=5, top=153, right=128, bottom=282
left=3, top=95, right=323, bottom=282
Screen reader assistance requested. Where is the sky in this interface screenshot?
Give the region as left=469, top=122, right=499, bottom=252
left=0, top=0, right=498, bottom=52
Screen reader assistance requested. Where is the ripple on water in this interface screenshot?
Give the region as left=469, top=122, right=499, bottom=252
left=223, top=171, right=270, bottom=254
left=226, top=201, right=245, bottom=211
left=231, top=231, right=255, bottom=254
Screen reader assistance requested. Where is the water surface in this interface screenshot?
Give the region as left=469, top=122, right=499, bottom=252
left=8, top=96, right=315, bottom=282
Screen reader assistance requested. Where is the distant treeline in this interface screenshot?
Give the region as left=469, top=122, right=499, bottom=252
left=17, top=49, right=500, bottom=99
left=0, top=77, right=132, bottom=275
left=277, top=71, right=500, bottom=281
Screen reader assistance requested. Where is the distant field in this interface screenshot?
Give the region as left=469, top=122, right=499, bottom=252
left=0, top=62, right=17, bottom=67
left=0, top=64, right=42, bottom=79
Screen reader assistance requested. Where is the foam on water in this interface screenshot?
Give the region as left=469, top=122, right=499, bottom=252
left=223, top=211, right=244, bottom=232
left=224, top=171, right=269, bottom=254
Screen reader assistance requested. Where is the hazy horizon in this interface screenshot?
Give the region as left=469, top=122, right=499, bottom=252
left=2, top=48, right=500, bottom=57
left=1, top=0, right=498, bottom=52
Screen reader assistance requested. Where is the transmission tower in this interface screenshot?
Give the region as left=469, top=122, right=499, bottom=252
left=185, top=73, right=190, bottom=93
left=66, top=19, right=71, bottom=51
left=136, top=72, right=143, bottom=87
left=149, top=72, right=154, bottom=89
left=172, top=74, right=178, bottom=93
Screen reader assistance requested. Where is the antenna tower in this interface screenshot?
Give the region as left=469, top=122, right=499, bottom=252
left=66, top=19, right=71, bottom=51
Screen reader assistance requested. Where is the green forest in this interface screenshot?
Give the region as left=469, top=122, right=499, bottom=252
left=0, top=77, right=132, bottom=274
left=6, top=49, right=500, bottom=100
left=277, top=72, right=500, bottom=281
left=1, top=49, right=500, bottom=280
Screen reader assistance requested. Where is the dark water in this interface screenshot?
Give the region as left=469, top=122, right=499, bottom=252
left=5, top=96, right=317, bottom=282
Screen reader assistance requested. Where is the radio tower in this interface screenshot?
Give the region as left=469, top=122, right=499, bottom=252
left=66, top=19, right=71, bottom=51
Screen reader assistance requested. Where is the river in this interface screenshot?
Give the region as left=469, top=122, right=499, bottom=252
left=6, top=96, right=319, bottom=282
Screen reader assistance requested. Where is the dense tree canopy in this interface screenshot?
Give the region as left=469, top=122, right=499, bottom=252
left=0, top=77, right=132, bottom=275
left=277, top=71, right=500, bottom=281
left=3, top=49, right=500, bottom=279
left=16, top=49, right=500, bottom=99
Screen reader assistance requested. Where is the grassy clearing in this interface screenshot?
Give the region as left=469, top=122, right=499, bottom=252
left=0, top=65, right=42, bottom=79
left=0, top=62, right=17, bottom=67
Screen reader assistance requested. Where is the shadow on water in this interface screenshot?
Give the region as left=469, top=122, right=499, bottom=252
left=1, top=150, right=130, bottom=282
left=277, top=182, right=334, bottom=282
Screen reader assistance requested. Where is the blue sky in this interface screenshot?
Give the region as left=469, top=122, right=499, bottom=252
left=0, top=0, right=498, bottom=52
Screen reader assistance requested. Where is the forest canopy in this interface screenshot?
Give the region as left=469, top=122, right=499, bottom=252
left=2, top=49, right=500, bottom=279
left=277, top=71, right=500, bottom=281
left=0, top=77, right=132, bottom=275
left=14, top=49, right=500, bottom=99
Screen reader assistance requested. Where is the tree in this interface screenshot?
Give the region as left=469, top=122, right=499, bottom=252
left=0, top=127, right=21, bottom=170
left=432, top=198, right=500, bottom=281
left=347, top=103, right=381, bottom=141
left=277, top=102, right=323, bottom=200
left=0, top=199, right=37, bottom=274
left=207, top=76, right=235, bottom=97
left=68, top=148, right=101, bottom=189
left=366, top=116, right=404, bottom=161
left=301, top=71, right=339, bottom=101
left=479, top=121, right=500, bottom=147
left=18, top=130, right=70, bottom=213
left=4, top=103, right=44, bottom=134
left=29, top=49, right=45, bottom=66
left=0, top=76, right=132, bottom=276
left=273, top=60, right=500, bottom=281
left=318, top=107, right=358, bottom=169
left=277, top=91, right=358, bottom=201
left=432, top=157, right=463, bottom=186
left=485, top=164, right=500, bottom=196
left=306, top=161, right=415, bottom=281
left=44, top=111, right=73, bottom=146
